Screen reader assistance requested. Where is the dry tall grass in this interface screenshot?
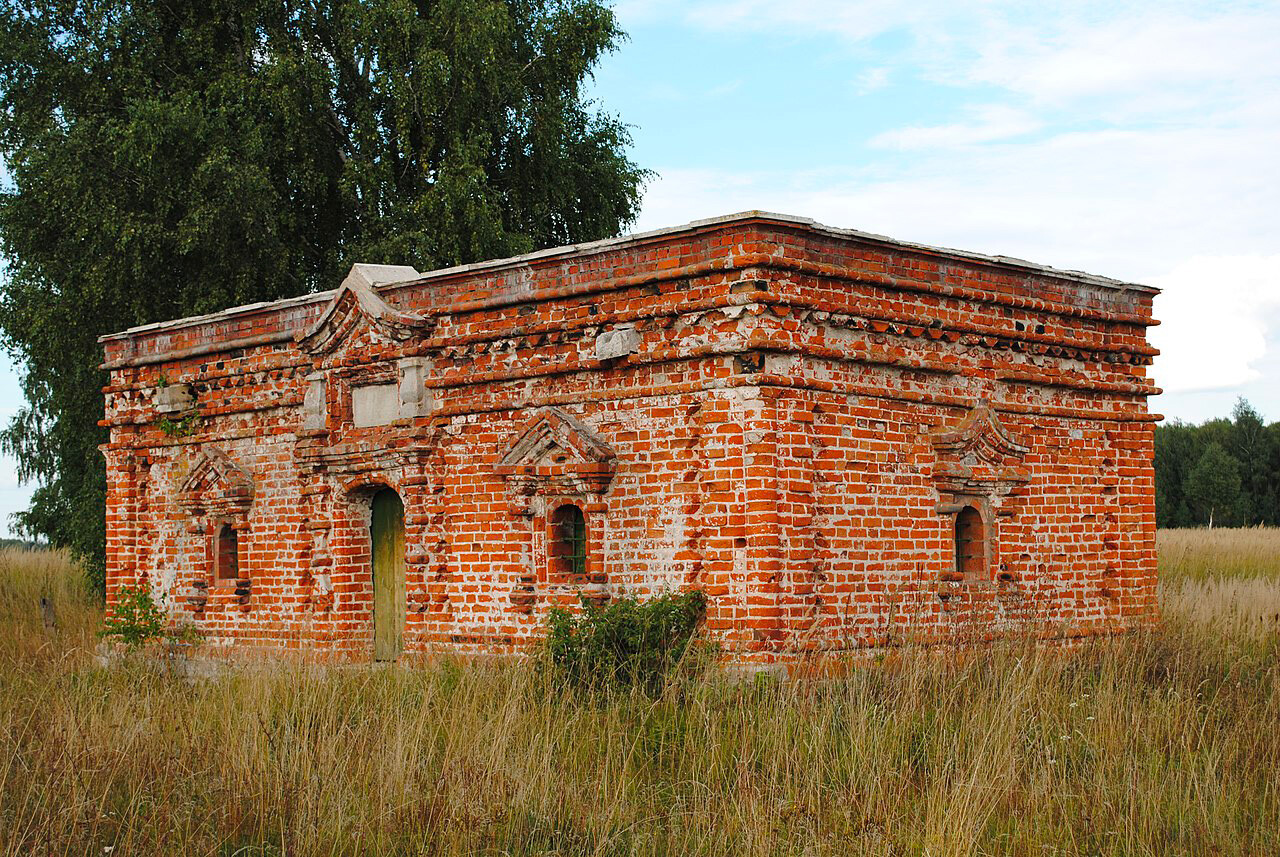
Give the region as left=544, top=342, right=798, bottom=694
left=1158, top=525, right=1280, bottom=582
left=1, top=535, right=1278, bottom=857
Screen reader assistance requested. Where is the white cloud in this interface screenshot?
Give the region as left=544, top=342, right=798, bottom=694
left=636, top=117, right=1279, bottom=273
left=960, top=9, right=1280, bottom=108
left=869, top=104, right=1042, bottom=150
left=628, top=1, right=1280, bottom=98
left=705, top=79, right=743, bottom=98
left=620, top=1, right=1280, bottom=122
left=680, top=0, right=940, bottom=42
left=1149, top=256, right=1280, bottom=393
left=853, top=66, right=890, bottom=95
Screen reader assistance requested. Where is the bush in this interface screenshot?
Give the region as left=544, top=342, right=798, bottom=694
left=544, top=589, right=709, bottom=693
left=98, top=584, right=168, bottom=649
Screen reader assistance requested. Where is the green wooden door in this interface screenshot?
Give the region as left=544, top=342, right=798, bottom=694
left=371, top=489, right=406, bottom=662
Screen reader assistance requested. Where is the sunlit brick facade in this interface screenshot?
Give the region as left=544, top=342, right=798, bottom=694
left=100, top=212, right=1160, bottom=664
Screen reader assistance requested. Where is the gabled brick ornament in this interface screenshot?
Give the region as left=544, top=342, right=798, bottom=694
left=930, top=401, right=1030, bottom=514
left=296, top=264, right=428, bottom=356
left=495, top=408, right=616, bottom=515
left=177, top=448, right=254, bottom=520
left=176, top=448, right=255, bottom=613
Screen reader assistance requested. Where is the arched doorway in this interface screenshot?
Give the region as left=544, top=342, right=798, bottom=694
left=370, top=488, right=406, bottom=662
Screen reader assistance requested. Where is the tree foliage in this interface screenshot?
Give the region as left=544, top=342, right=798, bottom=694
left=0, top=0, right=648, bottom=591
left=1184, top=443, right=1243, bottom=528
left=1155, top=399, right=1280, bottom=528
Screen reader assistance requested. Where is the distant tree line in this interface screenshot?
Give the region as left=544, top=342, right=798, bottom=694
left=0, top=537, right=45, bottom=550
left=1155, top=400, right=1280, bottom=528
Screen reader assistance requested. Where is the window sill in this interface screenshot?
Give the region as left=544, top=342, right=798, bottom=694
left=209, top=579, right=251, bottom=597
left=508, top=580, right=610, bottom=613
left=938, top=576, right=1023, bottom=602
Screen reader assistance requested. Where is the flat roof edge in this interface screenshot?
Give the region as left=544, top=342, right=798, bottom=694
left=99, top=210, right=1158, bottom=343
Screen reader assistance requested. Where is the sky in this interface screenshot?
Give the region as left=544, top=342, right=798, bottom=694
left=1, top=0, right=1278, bottom=536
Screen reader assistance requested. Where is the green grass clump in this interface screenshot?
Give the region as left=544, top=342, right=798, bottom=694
left=97, top=584, right=167, bottom=648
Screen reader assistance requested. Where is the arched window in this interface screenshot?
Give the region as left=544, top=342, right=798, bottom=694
left=954, top=506, right=985, bottom=580
left=549, top=503, right=587, bottom=582
left=215, top=523, right=240, bottom=583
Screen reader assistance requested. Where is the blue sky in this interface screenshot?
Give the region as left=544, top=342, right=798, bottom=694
left=1, top=0, right=1278, bottom=536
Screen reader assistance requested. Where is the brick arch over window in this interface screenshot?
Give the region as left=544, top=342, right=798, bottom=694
left=175, top=448, right=254, bottom=608
left=930, top=402, right=1030, bottom=586
left=495, top=407, right=617, bottom=516
left=177, top=448, right=254, bottom=520
left=496, top=409, right=616, bottom=611
left=929, top=401, right=1030, bottom=502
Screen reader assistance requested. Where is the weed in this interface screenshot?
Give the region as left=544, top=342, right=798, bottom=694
left=157, top=412, right=201, bottom=438
left=97, top=584, right=167, bottom=648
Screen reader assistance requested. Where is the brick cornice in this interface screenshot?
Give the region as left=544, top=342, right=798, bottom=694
left=101, top=214, right=1156, bottom=370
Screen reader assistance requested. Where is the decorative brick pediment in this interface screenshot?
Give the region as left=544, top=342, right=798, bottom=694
left=933, top=401, right=1029, bottom=464
left=930, top=402, right=1029, bottom=506
left=177, top=448, right=254, bottom=518
left=496, top=408, right=616, bottom=514
left=296, top=264, right=430, bottom=356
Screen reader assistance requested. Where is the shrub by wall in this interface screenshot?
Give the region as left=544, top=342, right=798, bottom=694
left=543, top=589, right=708, bottom=693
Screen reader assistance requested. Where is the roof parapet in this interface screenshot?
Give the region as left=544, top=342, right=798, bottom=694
left=99, top=211, right=1157, bottom=346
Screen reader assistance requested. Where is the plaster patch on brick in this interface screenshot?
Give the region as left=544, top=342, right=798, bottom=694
left=650, top=496, right=688, bottom=590
left=155, top=383, right=195, bottom=414
left=594, top=325, right=640, bottom=361
left=302, top=374, right=326, bottom=429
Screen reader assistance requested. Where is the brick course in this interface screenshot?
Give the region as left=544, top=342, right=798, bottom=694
left=100, top=212, right=1160, bottom=663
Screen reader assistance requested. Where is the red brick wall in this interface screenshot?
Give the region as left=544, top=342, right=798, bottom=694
left=100, top=214, right=1159, bottom=664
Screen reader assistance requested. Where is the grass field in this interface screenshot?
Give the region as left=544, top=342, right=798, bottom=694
left=2, top=531, right=1278, bottom=856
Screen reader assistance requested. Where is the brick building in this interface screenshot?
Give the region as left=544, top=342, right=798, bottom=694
left=100, top=212, right=1160, bottom=663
